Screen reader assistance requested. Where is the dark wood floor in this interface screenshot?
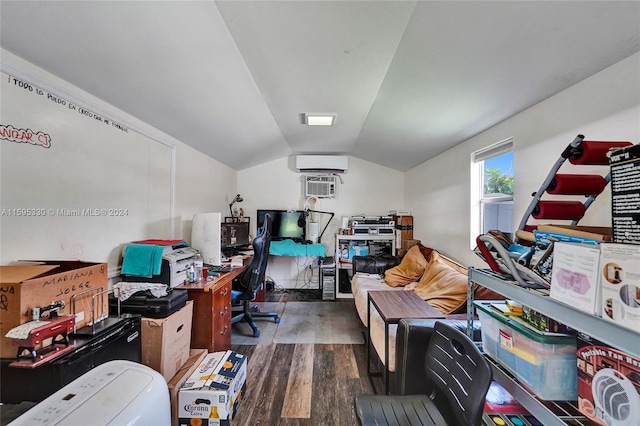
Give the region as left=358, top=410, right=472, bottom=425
left=229, top=342, right=374, bottom=425
left=0, top=290, right=381, bottom=426
left=228, top=289, right=378, bottom=426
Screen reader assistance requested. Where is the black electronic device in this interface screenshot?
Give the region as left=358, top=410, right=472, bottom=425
left=209, top=265, right=233, bottom=273
left=320, top=257, right=336, bottom=301
left=221, top=220, right=251, bottom=256
left=256, top=209, right=306, bottom=242
left=1, top=314, right=141, bottom=404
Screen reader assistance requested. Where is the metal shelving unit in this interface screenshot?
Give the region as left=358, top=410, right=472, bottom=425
left=334, top=233, right=396, bottom=298
left=468, top=267, right=640, bottom=425
left=468, top=268, right=639, bottom=358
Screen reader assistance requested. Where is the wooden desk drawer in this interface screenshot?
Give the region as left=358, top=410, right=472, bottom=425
left=212, top=281, right=231, bottom=351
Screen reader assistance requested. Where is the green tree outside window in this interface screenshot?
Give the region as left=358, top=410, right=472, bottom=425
left=484, top=168, right=514, bottom=196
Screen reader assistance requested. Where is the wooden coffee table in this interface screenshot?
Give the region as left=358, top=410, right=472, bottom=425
left=367, top=290, right=444, bottom=394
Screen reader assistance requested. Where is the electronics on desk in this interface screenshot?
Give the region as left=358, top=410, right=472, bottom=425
left=192, top=212, right=222, bottom=266
left=307, top=221, right=319, bottom=243
left=122, top=244, right=198, bottom=288
left=221, top=220, right=251, bottom=258
left=257, top=209, right=306, bottom=241
left=351, top=215, right=395, bottom=235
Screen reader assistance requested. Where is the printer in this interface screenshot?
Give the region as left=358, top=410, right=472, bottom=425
left=122, top=244, right=198, bottom=288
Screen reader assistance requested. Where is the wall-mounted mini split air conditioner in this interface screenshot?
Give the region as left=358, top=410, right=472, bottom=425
left=295, top=155, right=348, bottom=173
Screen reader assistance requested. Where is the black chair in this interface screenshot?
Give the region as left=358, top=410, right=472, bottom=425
left=230, top=213, right=279, bottom=337
left=354, top=321, right=492, bottom=426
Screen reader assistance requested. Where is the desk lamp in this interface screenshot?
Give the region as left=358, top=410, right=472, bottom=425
left=229, top=194, right=243, bottom=219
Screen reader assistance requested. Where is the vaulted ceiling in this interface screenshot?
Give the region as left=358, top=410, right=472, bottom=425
left=2, top=1, right=639, bottom=171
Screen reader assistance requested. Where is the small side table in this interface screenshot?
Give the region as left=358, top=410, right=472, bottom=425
left=367, top=290, right=444, bottom=394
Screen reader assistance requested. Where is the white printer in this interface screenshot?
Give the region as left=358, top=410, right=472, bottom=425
left=122, top=244, right=198, bottom=288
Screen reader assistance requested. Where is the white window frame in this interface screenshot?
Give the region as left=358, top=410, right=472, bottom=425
left=470, top=138, right=514, bottom=249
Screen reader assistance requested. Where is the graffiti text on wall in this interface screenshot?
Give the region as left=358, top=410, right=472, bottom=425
left=0, top=124, right=51, bottom=148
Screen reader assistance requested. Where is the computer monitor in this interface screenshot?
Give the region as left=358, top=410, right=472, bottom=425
left=220, top=221, right=251, bottom=256
left=256, top=209, right=306, bottom=242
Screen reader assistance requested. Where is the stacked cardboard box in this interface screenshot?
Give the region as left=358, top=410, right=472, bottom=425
left=393, top=214, right=414, bottom=257
left=168, top=348, right=208, bottom=426
left=141, top=300, right=194, bottom=381
left=178, top=351, right=247, bottom=426
left=0, top=261, right=108, bottom=357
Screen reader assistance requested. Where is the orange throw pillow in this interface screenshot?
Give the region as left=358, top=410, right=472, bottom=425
left=413, top=251, right=468, bottom=314
left=384, top=245, right=428, bottom=287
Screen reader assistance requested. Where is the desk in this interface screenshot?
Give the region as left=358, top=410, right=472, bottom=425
left=367, top=290, right=444, bottom=394
left=177, top=263, right=247, bottom=352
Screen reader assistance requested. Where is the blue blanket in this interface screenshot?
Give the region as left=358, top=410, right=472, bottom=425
left=269, top=240, right=326, bottom=257
left=121, top=244, right=165, bottom=278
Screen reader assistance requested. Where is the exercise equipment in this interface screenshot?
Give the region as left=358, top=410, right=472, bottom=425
left=477, top=134, right=633, bottom=286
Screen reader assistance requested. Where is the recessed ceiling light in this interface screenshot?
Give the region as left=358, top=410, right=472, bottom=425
left=304, top=114, right=336, bottom=126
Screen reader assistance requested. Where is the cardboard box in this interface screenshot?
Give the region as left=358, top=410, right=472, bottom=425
left=550, top=242, right=602, bottom=315
left=609, top=144, right=640, bottom=244
left=0, top=261, right=108, bottom=357
left=393, top=215, right=414, bottom=240
left=537, top=224, right=612, bottom=242
left=141, top=300, right=194, bottom=381
left=178, top=351, right=247, bottom=426
left=168, top=348, right=208, bottom=426
left=599, top=243, right=640, bottom=332
left=401, top=239, right=420, bottom=251
left=577, top=332, right=640, bottom=425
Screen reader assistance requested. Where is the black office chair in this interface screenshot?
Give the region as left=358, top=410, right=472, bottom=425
left=354, top=321, right=492, bottom=426
left=230, top=213, right=279, bottom=337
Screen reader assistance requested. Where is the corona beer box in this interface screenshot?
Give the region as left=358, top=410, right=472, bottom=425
left=178, top=350, right=247, bottom=426
left=577, top=333, right=640, bottom=425
left=0, top=261, right=108, bottom=357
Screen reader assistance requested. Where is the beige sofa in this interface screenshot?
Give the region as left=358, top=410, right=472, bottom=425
left=351, top=244, right=501, bottom=373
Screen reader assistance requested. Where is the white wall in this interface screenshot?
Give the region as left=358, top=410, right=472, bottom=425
left=406, top=52, right=640, bottom=267
left=173, top=142, right=237, bottom=244
left=238, top=155, right=404, bottom=288
left=0, top=49, right=237, bottom=274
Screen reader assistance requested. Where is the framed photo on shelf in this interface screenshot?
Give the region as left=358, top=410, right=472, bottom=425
left=226, top=207, right=248, bottom=223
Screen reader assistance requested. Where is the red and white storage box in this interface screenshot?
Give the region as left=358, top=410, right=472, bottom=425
left=577, top=332, right=640, bottom=426
left=475, top=301, right=577, bottom=400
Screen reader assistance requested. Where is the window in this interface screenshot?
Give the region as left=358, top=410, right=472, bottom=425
left=471, top=139, right=514, bottom=247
